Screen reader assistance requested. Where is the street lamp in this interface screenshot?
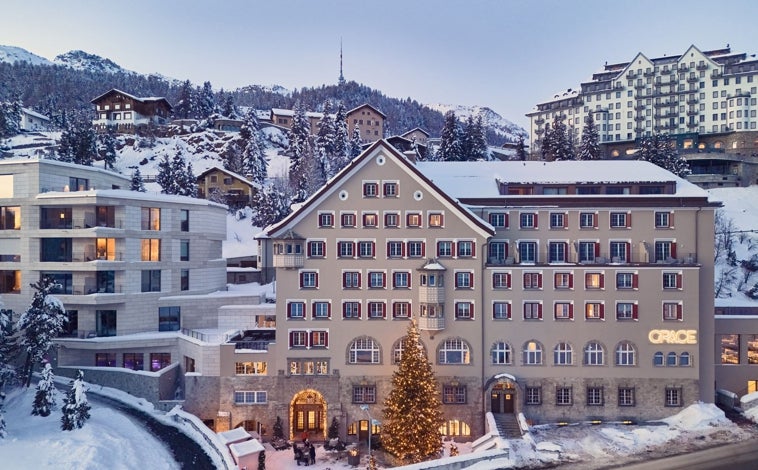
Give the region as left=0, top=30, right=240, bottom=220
left=360, top=405, right=371, bottom=462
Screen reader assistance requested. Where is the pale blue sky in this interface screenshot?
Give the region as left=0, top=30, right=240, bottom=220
left=2, top=0, right=757, bottom=129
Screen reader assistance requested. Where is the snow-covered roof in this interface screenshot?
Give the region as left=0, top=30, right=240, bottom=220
left=270, top=108, right=325, bottom=119
left=90, top=88, right=171, bottom=107
left=37, top=188, right=228, bottom=208
left=197, top=165, right=260, bottom=188
left=217, top=427, right=252, bottom=445
left=416, top=160, right=709, bottom=199
left=346, top=103, right=386, bottom=118
left=21, top=107, right=50, bottom=121
left=229, top=439, right=265, bottom=457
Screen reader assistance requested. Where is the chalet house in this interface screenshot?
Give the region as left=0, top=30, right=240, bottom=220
left=270, top=108, right=324, bottom=134
left=197, top=166, right=259, bottom=209
left=91, top=88, right=172, bottom=133
left=20, top=108, right=51, bottom=132
left=401, top=127, right=430, bottom=146
left=346, top=104, right=385, bottom=143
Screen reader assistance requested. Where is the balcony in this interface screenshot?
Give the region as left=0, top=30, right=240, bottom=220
left=635, top=115, right=645, bottom=122
left=535, top=118, right=545, bottom=125
left=634, top=83, right=646, bottom=89
left=687, top=76, right=699, bottom=83
left=419, top=285, right=445, bottom=304
left=687, top=98, right=699, bottom=105
left=613, top=83, right=624, bottom=90
left=634, top=104, right=646, bottom=111
left=697, top=63, right=709, bottom=71
left=535, top=128, right=544, bottom=135
left=272, top=254, right=304, bottom=269
left=644, top=70, right=655, bottom=77
left=626, top=73, right=636, bottom=79
left=711, top=71, right=721, bottom=79
left=687, top=122, right=699, bottom=129
left=634, top=127, right=645, bottom=133
left=687, top=109, right=699, bottom=116
left=417, top=315, right=445, bottom=331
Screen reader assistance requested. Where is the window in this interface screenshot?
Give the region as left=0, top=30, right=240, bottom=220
left=554, top=342, right=573, bottom=365
left=618, top=387, right=635, bottom=407
left=556, top=387, right=572, bottom=405
left=610, top=241, right=629, bottom=262
left=407, top=241, right=424, bottom=257
left=141, top=239, right=160, bottom=261
left=455, top=272, right=473, bottom=288
left=96, top=237, right=116, bottom=260
left=318, top=213, right=334, bottom=227
left=519, top=241, right=537, bottom=263
left=123, top=353, right=144, bottom=371
left=406, top=213, right=421, bottom=227
left=181, top=269, right=189, bottom=291
left=150, top=353, right=171, bottom=371
left=341, top=213, right=356, bottom=227
left=720, top=334, right=739, bottom=364
left=235, top=361, right=267, bottom=375
left=663, top=302, right=683, bottom=321
left=363, top=182, right=378, bottom=197
left=362, top=213, right=377, bottom=227
left=457, top=241, right=474, bottom=257
left=489, top=213, right=507, bottom=228
left=437, top=241, right=452, bottom=257
left=383, top=182, right=398, bottom=197
left=488, top=241, right=508, bottom=263
left=578, top=241, right=596, bottom=263
left=653, top=351, right=665, bottom=367
left=158, top=306, right=180, bottom=331
left=429, top=213, right=443, bottom=227
left=308, top=241, right=325, bottom=257
left=384, top=212, right=399, bottom=227
left=300, top=271, right=318, bottom=288
left=491, top=341, right=512, bottom=364
left=180, top=240, right=189, bottom=261
left=0, top=206, right=20, bottom=230
left=523, top=272, right=542, bottom=289
left=520, top=213, right=537, bottom=228
left=585, top=272, right=604, bottom=289
left=548, top=242, right=567, bottom=262
left=554, top=272, right=573, bottom=289
left=663, top=272, right=682, bottom=289
left=349, top=337, right=380, bottom=363
left=141, top=270, right=161, bottom=292
left=665, top=387, right=682, bottom=407
left=666, top=352, right=678, bottom=367
left=180, top=209, right=189, bottom=231
left=549, top=213, right=566, bottom=228
left=523, top=302, right=542, bottom=320
left=492, top=272, right=511, bottom=289
left=343, top=301, right=361, bottom=319
left=579, top=212, right=596, bottom=228
left=368, top=302, right=386, bottom=319
left=655, top=211, right=672, bottom=228
left=287, top=302, right=305, bottom=319
left=343, top=271, right=360, bottom=288
left=438, top=338, right=470, bottom=364
left=234, top=391, right=267, bottom=405
left=587, top=387, right=604, bottom=406
left=615, top=342, right=636, bottom=366
left=585, top=302, right=604, bottom=320
left=367, top=272, right=385, bottom=288
left=337, top=241, right=354, bottom=258
left=443, top=385, right=467, bottom=404
left=654, top=241, right=676, bottom=262
left=387, top=241, right=404, bottom=258
left=312, top=301, right=330, bottom=319
left=392, top=302, right=411, bottom=319
left=393, top=271, right=410, bottom=288
left=748, top=335, right=758, bottom=365
left=455, top=302, right=473, bottom=319
left=311, top=330, right=328, bottom=347
left=353, top=386, right=376, bottom=403
left=616, top=272, right=637, bottom=289
left=95, top=353, right=117, bottom=367
left=610, top=212, right=628, bottom=228
left=524, top=340, right=542, bottom=366
left=584, top=342, right=605, bottom=365
left=141, top=207, right=160, bottom=230
left=526, top=387, right=542, bottom=405
left=680, top=352, right=691, bottom=367
left=554, top=302, right=573, bottom=320
left=40, top=238, right=72, bottom=262
left=69, top=177, right=89, bottom=192
left=358, top=241, right=375, bottom=258
left=96, top=271, right=114, bottom=294
left=493, top=302, right=511, bottom=320
left=616, top=302, right=637, bottom=320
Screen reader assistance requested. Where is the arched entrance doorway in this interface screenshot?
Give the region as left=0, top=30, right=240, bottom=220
left=490, top=382, right=516, bottom=414
left=290, top=389, right=327, bottom=441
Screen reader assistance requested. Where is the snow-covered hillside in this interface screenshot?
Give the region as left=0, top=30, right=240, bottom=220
left=427, top=103, right=527, bottom=142
left=54, top=50, right=135, bottom=75
left=0, top=45, right=53, bottom=66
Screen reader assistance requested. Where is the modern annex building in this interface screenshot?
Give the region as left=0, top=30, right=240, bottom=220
left=527, top=45, right=758, bottom=187
left=250, top=140, right=718, bottom=441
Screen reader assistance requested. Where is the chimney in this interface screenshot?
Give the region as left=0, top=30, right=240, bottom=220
left=403, top=150, right=417, bottom=164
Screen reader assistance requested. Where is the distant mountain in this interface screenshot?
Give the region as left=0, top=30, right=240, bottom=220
left=53, top=50, right=134, bottom=75
left=0, top=45, right=53, bottom=66
left=428, top=103, right=527, bottom=142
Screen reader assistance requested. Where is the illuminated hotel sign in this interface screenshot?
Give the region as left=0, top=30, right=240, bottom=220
left=648, top=329, right=697, bottom=345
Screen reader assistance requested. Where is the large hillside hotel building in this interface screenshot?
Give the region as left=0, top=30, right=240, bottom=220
left=526, top=45, right=758, bottom=187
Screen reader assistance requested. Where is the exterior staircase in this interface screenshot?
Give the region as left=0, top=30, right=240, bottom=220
left=492, top=413, right=522, bottom=438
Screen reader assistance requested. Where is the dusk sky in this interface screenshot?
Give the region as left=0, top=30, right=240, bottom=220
left=2, top=0, right=757, bottom=129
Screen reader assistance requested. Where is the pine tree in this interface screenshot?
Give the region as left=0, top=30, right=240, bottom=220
left=288, top=101, right=312, bottom=202
left=197, top=81, right=216, bottom=120
left=327, top=416, right=340, bottom=440
left=183, top=161, right=198, bottom=197
left=577, top=113, right=601, bottom=160
left=332, top=102, right=350, bottom=172
left=252, top=179, right=293, bottom=227
left=348, top=125, right=363, bottom=158
left=0, top=100, right=22, bottom=139
left=257, top=449, right=265, bottom=470
left=174, top=80, right=194, bottom=119
left=58, top=112, right=97, bottom=165
left=0, top=305, right=18, bottom=438
left=637, top=133, right=692, bottom=177
left=155, top=154, right=173, bottom=193
left=462, top=115, right=488, bottom=161
left=438, top=110, right=464, bottom=161
left=100, top=130, right=118, bottom=170
left=315, top=100, right=337, bottom=178
left=273, top=416, right=284, bottom=439
left=32, top=362, right=56, bottom=417
left=221, top=91, right=237, bottom=118
left=60, top=370, right=91, bottom=431
left=540, top=124, right=553, bottom=160
left=382, top=320, right=444, bottom=463
left=0, top=390, right=6, bottom=439
left=130, top=168, right=146, bottom=192
left=549, top=115, right=575, bottom=160
left=516, top=135, right=528, bottom=161
left=17, top=277, right=67, bottom=387
left=239, top=110, right=267, bottom=185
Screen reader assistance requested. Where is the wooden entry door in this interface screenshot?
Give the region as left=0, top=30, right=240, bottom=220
left=294, top=404, right=323, bottom=436
left=491, top=390, right=515, bottom=413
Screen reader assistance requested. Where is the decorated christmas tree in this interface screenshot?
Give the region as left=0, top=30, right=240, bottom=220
left=381, top=320, right=444, bottom=463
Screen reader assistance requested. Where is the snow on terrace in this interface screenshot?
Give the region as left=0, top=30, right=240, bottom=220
left=416, top=160, right=710, bottom=199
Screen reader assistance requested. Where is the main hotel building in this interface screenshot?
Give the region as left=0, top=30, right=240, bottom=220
left=258, top=140, right=718, bottom=439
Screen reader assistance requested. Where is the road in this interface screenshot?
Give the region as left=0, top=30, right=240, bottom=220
left=606, top=439, right=758, bottom=470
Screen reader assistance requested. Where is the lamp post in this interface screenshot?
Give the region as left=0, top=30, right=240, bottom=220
left=360, top=405, right=371, bottom=461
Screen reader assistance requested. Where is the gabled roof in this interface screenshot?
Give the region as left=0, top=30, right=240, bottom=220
left=196, top=165, right=260, bottom=189
left=402, top=127, right=430, bottom=137
left=346, top=103, right=386, bottom=118
left=21, top=107, right=50, bottom=121
left=266, top=140, right=494, bottom=238
left=91, top=88, right=172, bottom=109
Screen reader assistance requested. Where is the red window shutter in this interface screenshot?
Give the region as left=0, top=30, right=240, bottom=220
left=357, top=273, right=361, bottom=288
left=677, top=304, right=683, bottom=320
left=352, top=242, right=357, bottom=257
left=504, top=242, right=509, bottom=258
left=507, top=273, right=511, bottom=288
left=437, top=242, right=442, bottom=257
left=538, top=273, right=543, bottom=289
left=357, top=303, right=362, bottom=318
left=289, top=331, right=294, bottom=347
left=299, top=272, right=304, bottom=287
left=504, top=213, right=509, bottom=228
left=307, top=242, right=312, bottom=257
left=492, top=274, right=497, bottom=289
left=599, top=273, right=605, bottom=289
left=669, top=212, right=675, bottom=228
left=311, top=303, right=316, bottom=317
left=421, top=242, right=426, bottom=257
left=538, top=303, right=543, bottom=319
left=342, top=272, right=347, bottom=288
left=382, top=303, right=387, bottom=318
left=470, top=272, right=474, bottom=289
left=632, top=304, right=639, bottom=320
left=371, top=241, right=376, bottom=257
left=632, top=273, right=638, bottom=289
left=451, top=241, right=456, bottom=256
left=471, top=242, right=476, bottom=257
left=287, top=303, right=292, bottom=317
left=402, top=242, right=406, bottom=257
left=568, top=303, right=574, bottom=320
left=363, top=184, right=368, bottom=196
left=593, top=213, right=598, bottom=228
left=387, top=242, right=392, bottom=257
left=315, top=273, right=319, bottom=288
left=382, top=273, right=387, bottom=288
left=626, top=213, right=632, bottom=228
left=671, top=242, right=677, bottom=259
left=533, top=213, right=539, bottom=228
left=568, top=273, right=574, bottom=289
left=677, top=273, right=683, bottom=289
left=599, top=303, right=605, bottom=319
left=563, top=242, right=568, bottom=258
left=625, top=242, right=631, bottom=262
left=563, top=212, right=569, bottom=228
left=594, top=242, right=600, bottom=258
left=324, top=332, right=329, bottom=348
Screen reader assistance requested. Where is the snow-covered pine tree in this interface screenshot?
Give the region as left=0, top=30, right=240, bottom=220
left=540, top=124, right=553, bottom=160
left=438, top=110, right=464, bottom=161
left=239, top=110, right=267, bottom=185
left=637, top=133, right=691, bottom=177
left=60, top=370, right=90, bottom=431
left=197, top=81, right=216, bottom=120
left=58, top=112, right=96, bottom=165
left=221, top=91, right=237, bottom=118
left=183, top=161, right=198, bottom=197
left=130, top=168, right=146, bottom=192
left=288, top=101, right=312, bottom=202
left=17, top=276, right=67, bottom=387
left=32, top=362, right=56, bottom=417
left=577, top=113, right=601, bottom=160
left=332, top=102, right=350, bottom=172
left=251, top=178, right=293, bottom=227
left=0, top=391, right=6, bottom=439
left=99, top=130, right=118, bottom=170
left=174, top=80, right=194, bottom=119
left=0, top=305, right=18, bottom=438
left=258, top=449, right=266, bottom=470
left=273, top=416, right=284, bottom=439
left=382, top=320, right=444, bottom=463
left=156, top=154, right=173, bottom=193
left=316, top=100, right=337, bottom=178
left=348, top=125, right=362, bottom=158
left=462, top=114, right=488, bottom=161
left=549, top=115, right=575, bottom=160
left=516, top=135, right=528, bottom=161
left=0, top=100, right=22, bottom=139
left=223, top=140, right=245, bottom=174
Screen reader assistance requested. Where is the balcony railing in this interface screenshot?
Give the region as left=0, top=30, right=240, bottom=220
left=234, top=341, right=270, bottom=351
left=272, top=254, right=304, bottom=269
left=417, top=316, right=445, bottom=331
left=687, top=98, right=698, bottom=105
left=499, top=250, right=698, bottom=266
left=419, top=286, right=445, bottom=303
left=687, top=76, right=699, bottom=83
left=697, top=63, right=708, bottom=71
